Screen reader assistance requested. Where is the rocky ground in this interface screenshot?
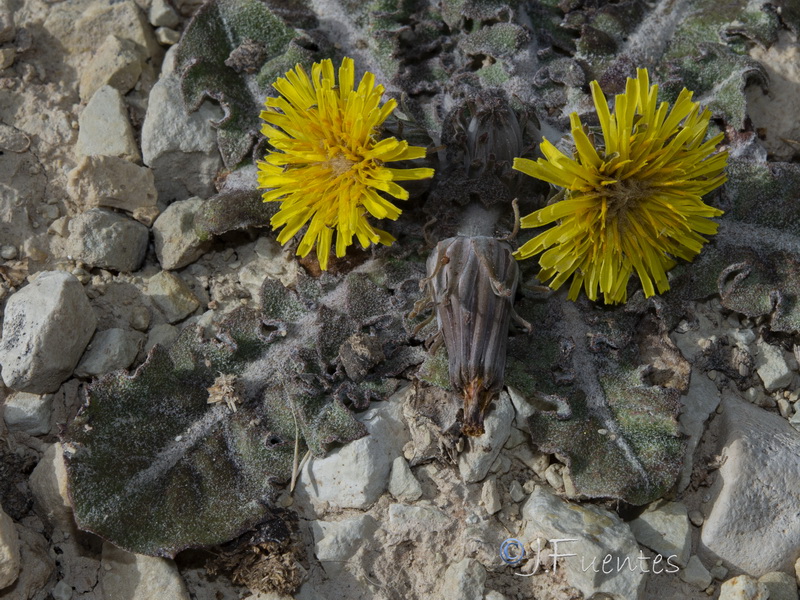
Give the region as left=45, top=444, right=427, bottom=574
left=1, top=0, right=800, bottom=599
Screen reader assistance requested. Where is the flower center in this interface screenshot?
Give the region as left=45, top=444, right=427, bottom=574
left=602, top=178, right=653, bottom=220
left=328, top=154, right=356, bottom=177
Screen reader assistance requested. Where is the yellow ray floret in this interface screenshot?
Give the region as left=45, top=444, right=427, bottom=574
left=257, top=57, right=434, bottom=270
left=513, top=67, right=727, bottom=304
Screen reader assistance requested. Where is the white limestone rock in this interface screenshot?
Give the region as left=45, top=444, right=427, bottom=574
left=459, top=392, right=514, bottom=483
left=0, top=271, right=96, bottom=393
left=146, top=271, right=201, bottom=324
left=29, top=443, right=73, bottom=531
left=700, top=393, right=800, bottom=575
left=100, top=542, right=191, bottom=600
left=79, top=34, right=145, bottom=102
left=522, top=485, right=647, bottom=600
left=718, top=575, right=769, bottom=600
left=74, top=328, right=145, bottom=377
left=296, top=387, right=411, bottom=510
left=141, top=74, right=223, bottom=202
left=3, top=391, right=52, bottom=436
left=66, top=155, right=159, bottom=225
left=629, top=501, right=691, bottom=567
left=440, top=558, right=486, bottom=600
left=66, top=208, right=149, bottom=272
left=77, top=85, right=140, bottom=162
left=388, top=456, right=423, bottom=502
left=152, top=197, right=210, bottom=270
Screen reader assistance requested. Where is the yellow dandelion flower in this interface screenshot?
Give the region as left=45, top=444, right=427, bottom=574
left=257, top=57, right=435, bottom=270
left=513, top=68, right=728, bottom=304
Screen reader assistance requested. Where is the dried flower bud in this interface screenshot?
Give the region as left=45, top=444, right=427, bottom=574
left=421, top=235, right=520, bottom=436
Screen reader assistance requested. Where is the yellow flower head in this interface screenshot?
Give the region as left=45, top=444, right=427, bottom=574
left=513, top=68, right=727, bottom=304
left=257, top=57, right=435, bottom=270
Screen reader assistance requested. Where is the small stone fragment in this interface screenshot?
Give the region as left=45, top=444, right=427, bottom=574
left=129, top=306, right=151, bottom=332
left=711, top=565, right=729, bottom=581
left=481, top=477, right=501, bottom=515
left=0, top=506, right=20, bottom=589
left=66, top=155, right=158, bottom=222
left=66, top=209, right=149, bottom=272
left=152, top=197, right=210, bottom=270
left=521, top=486, right=647, bottom=600
left=718, top=575, right=769, bottom=600
left=148, top=0, right=180, bottom=27
left=296, top=388, right=410, bottom=510
left=689, top=509, right=704, bottom=527
left=29, top=443, right=73, bottom=530
left=388, top=456, right=423, bottom=502
left=100, top=542, right=191, bottom=600
left=155, top=27, right=181, bottom=45
left=146, top=271, right=200, bottom=323
left=678, top=370, right=721, bottom=490
left=679, top=555, right=713, bottom=589
left=629, top=501, right=691, bottom=567
left=3, top=391, right=52, bottom=436
left=459, top=392, right=514, bottom=483
left=508, top=480, right=526, bottom=503
left=141, top=74, right=223, bottom=202
left=0, top=244, right=17, bottom=260
left=74, top=328, right=144, bottom=377
left=440, top=558, right=486, bottom=600
left=544, top=463, right=564, bottom=491
left=700, top=394, right=800, bottom=575
left=758, top=571, right=798, bottom=600
left=311, top=515, right=374, bottom=574
left=755, top=339, right=793, bottom=392
left=144, top=323, right=179, bottom=353
left=0, top=271, right=96, bottom=393
left=77, top=85, right=140, bottom=161
left=79, top=34, right=145, bottom=102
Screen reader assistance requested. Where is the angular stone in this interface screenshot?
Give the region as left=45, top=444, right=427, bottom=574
left=700, top=394, right=800, bottom=575
left=481, top=477, right=501, bottom=515
left=155, top=27, right=180, bottom=45
left=758, top=571, right=798, bottom=600
left=66, top=208, right=149, bottom=272
left=679, top=555, right=712, bottom=589
left=67, top=156, right=158, bottom=224
left=459, top=392, right=514, bottom=483
left=719, top=575, right=769, bottom=600
left=522, top=486, right=647, bottom=600
left=0, top=525, right=53, bottom=599
left=149, top=0, right=180, bottom=27
left=755, top=339, right=794, bottom=392
left=678, top=370, right=720, bottom=491
left=152, top=197, right=210, bottom=270
left=146, top=271, right=200, bottom=323
left=3, top=391, right=52, bottom=436
left=79, top=34, right=145, bottom=102
left=440, top=558, right=486, bottom=600
left=29, top=443, right=73, bottom=531
left=388, top=456, right=423, bottom=502
left=629, top=501, right=691, bottom=567
left=0, top=271, right=96, bottom=393
left=311, top=515, right=375, bottom=576
left=74, top=328, right=145, bottom=377
left=296, top=388, right=410, bottom=510
left=0, top=507, right=20, bottom=589
left=100, top=542, right=191, bottom=600
left=141, top=74, right=223, bottom=202
left=77, top=85, right=140, bottom=161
